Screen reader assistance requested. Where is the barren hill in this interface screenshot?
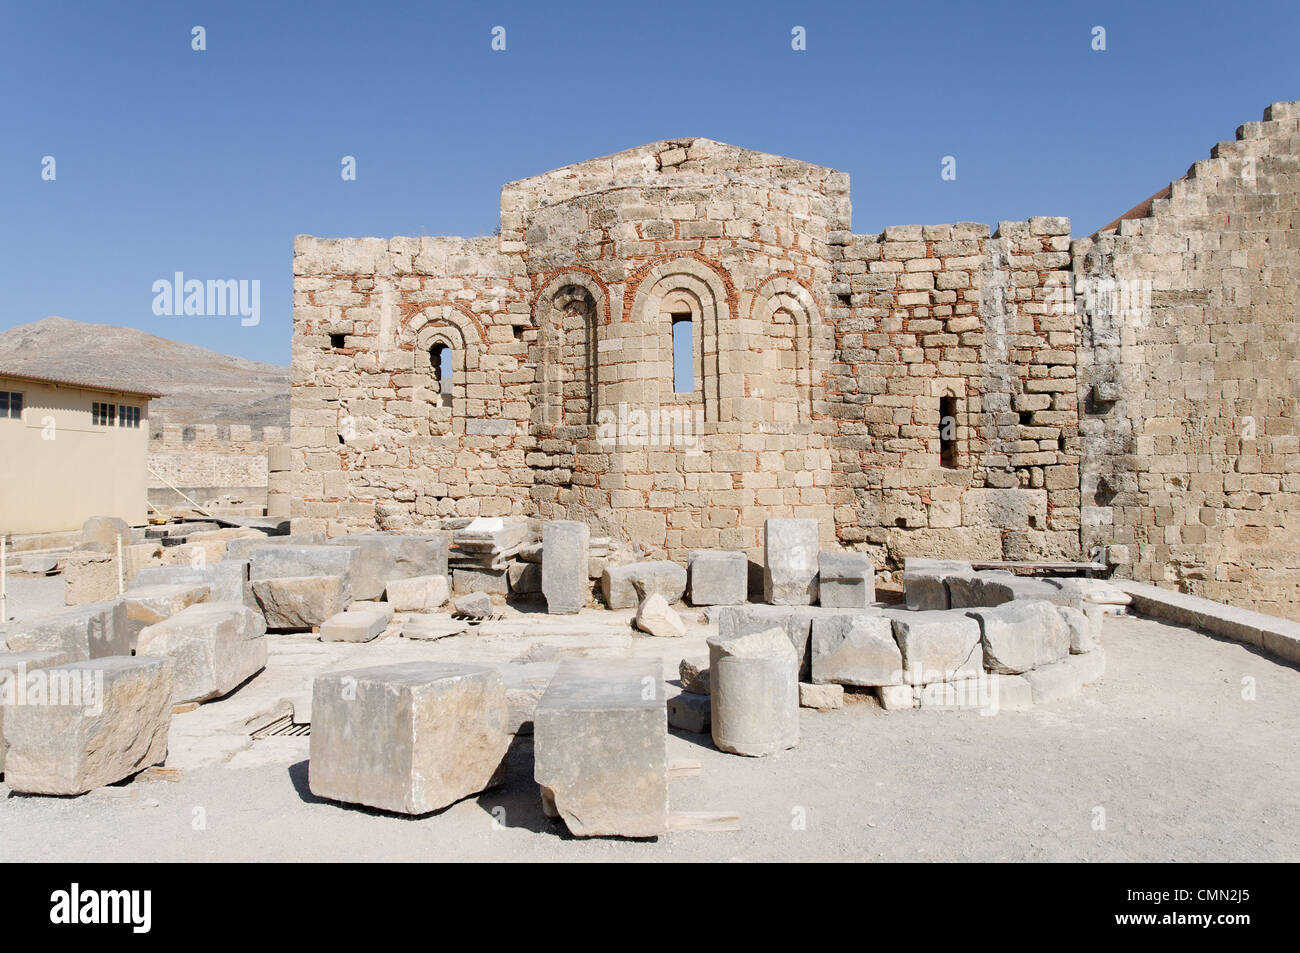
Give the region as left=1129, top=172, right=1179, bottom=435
left=0, top=316, right=289, bottom=430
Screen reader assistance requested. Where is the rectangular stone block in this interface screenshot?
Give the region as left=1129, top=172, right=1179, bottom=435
left=309, top=662, right=511, bottom=814
left=966, top=600, right=1070, bottom=674
left=452, top=567, right=508, bottom=595
left=131, top=560, right=252, bottom=607
left=889, top=609, right=983, bottom=685
left=249, top=544, right=361, bottom=604
left=319, top=608, right=389, bottom=643
left=763, top=519, right=819, bottom=605
left=687, top=550, right=748, bottom=606
left=224, top=533, right=324, bottom=561
left=601, top=560, right=687, bottom=609
left=817, top=551, right=876, bottom=608
left=534, top=658, right=668, bottom=837
left=667, top=691, right=711, bottom=733
left=123, top=583, right=211, bottom=652
left=0, top=652, right=66, bottom=775
left=384, top=574, right=449, bottom=611
left=326, top=533, right=449, bottom=600
left=542, top=521, right=589, bottom=615
left=252, top=575, right=347, bottom=630
left=2, top=600, right=130, bottom=662
left=1, top=657, right=173, bottom=795
left=714, top=604, right=881, bottom=682
left=136, top=603, right=268, bottom=705
left=810, top=614, right=903, bottom=686
left=903, top=558, right=972, bottom=610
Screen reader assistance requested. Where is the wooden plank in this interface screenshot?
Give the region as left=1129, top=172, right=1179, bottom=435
left=970, top=560, right=1105, bottom=572
left=668, top=811, right=740, bottom=832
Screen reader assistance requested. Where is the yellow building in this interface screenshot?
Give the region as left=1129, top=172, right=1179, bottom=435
left=0, top=370, right=160, bottom=535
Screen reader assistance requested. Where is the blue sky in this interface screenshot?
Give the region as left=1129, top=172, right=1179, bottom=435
left=2, top=0, right=1296, bottom=365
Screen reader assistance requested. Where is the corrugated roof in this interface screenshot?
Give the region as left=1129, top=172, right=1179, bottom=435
left=0, top=368, right=164, bottom=399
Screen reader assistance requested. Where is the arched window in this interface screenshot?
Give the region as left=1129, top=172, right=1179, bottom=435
left=671, top=312, right=694, bottom=393
left=430, top=343, right=452, bottom=408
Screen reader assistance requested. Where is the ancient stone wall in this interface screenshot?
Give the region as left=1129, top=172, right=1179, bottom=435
left=1074, top=101, right=1300, bottom=618
left=147, top=422, right=286, bottom=507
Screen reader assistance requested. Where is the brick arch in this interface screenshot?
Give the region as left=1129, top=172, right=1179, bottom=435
left=532, top=270, right=607, bottom=427
left=626, top=256, right=733, bottom=423
left=405, top=304, right=482, bottom=424
left=753, top=275, right=821, bottom=424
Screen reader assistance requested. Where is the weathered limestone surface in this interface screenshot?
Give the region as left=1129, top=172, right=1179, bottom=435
left=1057, top=605, right=1100, bottom=654
left=678, top=656, right=710, bottom=694
left=136, top=603, right=267, bottom=704
left=965, top=600, right=1070, bottom=675
left=708, top=626, right=799, bottom=757
left=2, top=600, right=129, bottom=661
left=542, top=521, right=589, bottom=615
left=385, top=575, right=450, bottom=612
left=326, top=533, right=449, bottom=601
left=249, top=545, right=361, bottom=604
left=763, top=519, right=820, bottom=605
left=81, top=516, right=131, bottom=553
left=453, top=592, right=494, bottom=618
left=903, top=559, right=971, bottom=610
left=319, top=608, right=389, bottom=643
left=810, top=614, right=903, bottom=687
left=252, top=575, right=347, bottom=629
left=0, top=652, right=66, bottom=774
left=667, top=691, right=711, bottom=732
left=817, top=551, right=876, bottom=608
left=799, top=682, right=844, bottom=709
left=633, top=593, right=685, bottom=638
left=1023, top=649, right=1106, bottom=704
left=534, top=658, right=668, bottom=838
left=601, top=561, right=687, bottom=609
left=309, top=662, right=511, bottom=815
left=714, top=603, right=879, bottom=681
left=889, top=609, right=983, bottom=685
left=224, top=533, right=324, bottom=561
left=131, top=560, right=252, bottom=607
left=2, top=657, right=173, bottom=795
left=686, top=550, right=748, bottom=606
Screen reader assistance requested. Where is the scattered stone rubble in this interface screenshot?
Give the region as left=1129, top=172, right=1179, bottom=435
left=2, top=513, right=1130, bottom=835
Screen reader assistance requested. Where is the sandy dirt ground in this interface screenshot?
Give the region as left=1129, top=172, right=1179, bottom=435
left=2, top=599, right=1298, bottom=862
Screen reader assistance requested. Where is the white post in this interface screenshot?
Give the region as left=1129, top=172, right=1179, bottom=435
left=1, top=535, right=7, bottom=622
left=116, top=533, right=124, bottom=596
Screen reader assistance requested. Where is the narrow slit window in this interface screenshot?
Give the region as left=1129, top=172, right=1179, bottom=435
left=671, top=313, right=693, bottom=394
left=431, top=344, right=452, bottom=408
left=939, top=396, right=957, bottom=468
left=329, top=333, right=346, bottom=349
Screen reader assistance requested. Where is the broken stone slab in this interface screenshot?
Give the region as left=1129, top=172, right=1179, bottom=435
left=309, top=662, right=511, bottom=815
left=667, top=691, right=711, bottom=733
left=384, top=574, right=449, bottom=612
left=679, top=657, right=710, bottom=695
left=0, top=652, right=68, bottom=774
left=1057, top=605, right=1100, bottom=654
left=20, top=555, right=59, bottom=575
left=714, top=604, right=881, bottom=682
left=943, top=568, right=990, bottom=609
left=686, top=550, right=748, bottom=606
left=326, top=533, right=450, bottom=601
left=810, top=614, right=904, bottom=687
left=763, top=518, right=819, bottom=605
left=1022, top=649, right=1105, bottom=704
left=61, top=551, right=120, bottom=605
left=707, top=626, right=800, bottom=757
left=2, top=600, right=130, bottom=662
left=248, top=545, right=361, bottom=605
left=903, top=558, right=972, bottom=610
left=634, top=592, right=686, bottom=638
left=541, top=521, right=589, bottom=615
left=319, top=608, right=389, bottom=643
left=965, top=600, right=1070, bottom=675
left=888, top=609, right=983, bottom=685
left=401, top=616, right=469, bottom=641
left=251, top=575, right=347, bottom=630
left=131, top=560, right=252, bottom=607
left=507, top=560, right=541, bottom=595
left=349, top=600, right=395, bottom=621
left=534, top=658, right=668, bottom=838
left=1, top=656, right=173, bottom=795
left=223, top=532, right=324, bottom=561
left=878, top=684, right=916, bottom=710
left=601, top=561, right=687, bottom=609
left=80, top=516, right=132, bottom=553
left=452, top=591, right=493, bottom=619
left=818, top=551, right=876, bottom=608
left=123, top=583, right=211, bottom=652
left=452, top=567, right=508, bottom=595
left=799, top=682, right=844, bottom=710
left=135, top=603, right=267, bottom=705
left=990, top=673, right=1034, bottom=712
